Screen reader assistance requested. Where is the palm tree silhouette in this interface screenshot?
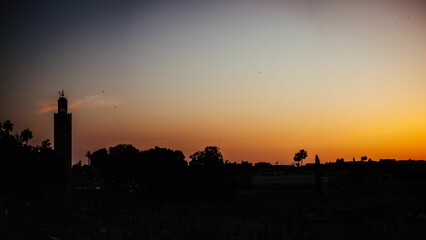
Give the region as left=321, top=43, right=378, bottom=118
left=20, top=128, right=33, bottom=145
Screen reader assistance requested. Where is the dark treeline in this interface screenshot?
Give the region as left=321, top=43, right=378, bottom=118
left=3, top=120, right=426, bottom=239
left=83, top=144, right=255, bottom=201
left=0, top=120, right=258, bottom=201
left=0, top=121, right=66, bottom=211
left=0, top=120, right=57, bottom=186
left=3, top=119, right=426, bottom=202
left=3, top=119, right=426, bottom=201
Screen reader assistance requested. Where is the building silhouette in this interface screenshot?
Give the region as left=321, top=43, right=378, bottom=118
left=54, top=90, right=72, bottom=177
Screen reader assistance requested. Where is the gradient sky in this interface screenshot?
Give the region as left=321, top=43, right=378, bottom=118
left=1, top=0, right=426, bottom=165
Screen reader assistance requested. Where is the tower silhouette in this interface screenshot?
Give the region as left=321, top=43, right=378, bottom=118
left=54, top=90, right=72, bottom=177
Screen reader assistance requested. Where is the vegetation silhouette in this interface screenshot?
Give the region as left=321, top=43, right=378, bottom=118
left=188, top=146, right=231, bottom=200
left=0, top=120, right=65, bottom=231
left=3, top=119, right=426, bottom=239
left=88, top=144, right=188, bottom=201
left=293, top=149, right=307, bottom=167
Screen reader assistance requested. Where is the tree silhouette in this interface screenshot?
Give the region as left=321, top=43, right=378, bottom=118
left=188, top=146, right=228, bottom=199
left=71, top=161, right=103, bottom=190
left=108, top=144, right=141, bottom=183
left=0, top=120, right=59, bottom=209
left=20, top=128, right=33, bottom=145
left=85, top=151, right=91, bottom=165
left=2, top=120, right=13, bottom=135
left=293, top=149, right=308, bottom=167
left=88, top=148, right=108, bottom=176
left=41, top=139, right=51, bottom=150
left=88, top=144, right=189, bottom=197
left=361, top=156, right=368, bottom=162
left=189, top=146, right=224, bottom=168
left=140, top=146, right=187, bottom=197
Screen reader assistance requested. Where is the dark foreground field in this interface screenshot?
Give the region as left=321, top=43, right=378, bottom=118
left=2, top=187, right=426, bottom=240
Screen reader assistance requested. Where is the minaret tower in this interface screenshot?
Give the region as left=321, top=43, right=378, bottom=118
left=54, top=90, right=72, bottom=177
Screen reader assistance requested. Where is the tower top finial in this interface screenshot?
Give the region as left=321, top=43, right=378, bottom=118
left=58, top=90, right=65, bottom=98
left=57, top=90, right=68, bottom=113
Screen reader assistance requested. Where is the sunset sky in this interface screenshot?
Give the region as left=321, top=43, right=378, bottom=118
left=1, top=0, right=426, bottom=165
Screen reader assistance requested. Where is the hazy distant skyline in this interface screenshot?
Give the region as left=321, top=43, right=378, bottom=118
left=1, top=0, right=426, bottom=164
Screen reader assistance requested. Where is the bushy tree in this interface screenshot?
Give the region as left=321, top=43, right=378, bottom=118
left=294, top=149, right=308, bottom=167
left=89, top=144, right=188, bottom=197
left=189, top=146, right=224, bottom=168
left=188, top=146, right=228, bottom=199
left=2, top=120, right=13, bottom=135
